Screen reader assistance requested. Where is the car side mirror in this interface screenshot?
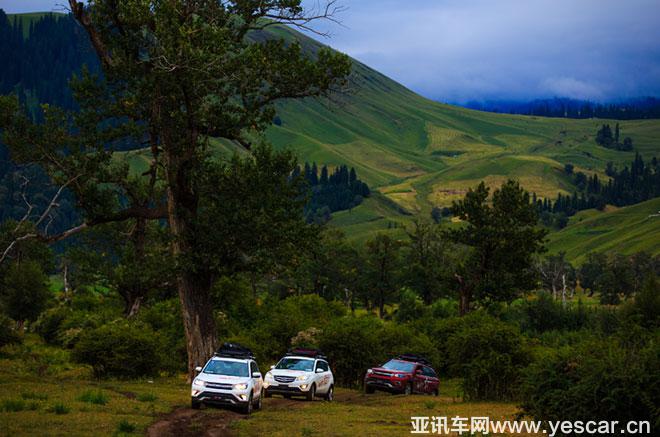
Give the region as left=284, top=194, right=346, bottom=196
left=316, top=368, right=324, bottom=373
left=253, top=372, right=262, bottom=378
left=195, top=366, right=203, bottom=373
left=270, top=365, right=275, bottom=370
left=416, top=369, right=423, bottom=375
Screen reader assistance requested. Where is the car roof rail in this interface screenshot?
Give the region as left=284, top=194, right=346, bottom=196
left=214, top=342, right=255, bottom=360
left=397, top=353, right=432, bottom=366
left=285, top=347, right=328, bottom=361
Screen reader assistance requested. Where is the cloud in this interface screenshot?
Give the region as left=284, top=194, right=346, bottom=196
left=540, top=78, right=605, bottom=101
left=4, top=0, right=660, bottom=102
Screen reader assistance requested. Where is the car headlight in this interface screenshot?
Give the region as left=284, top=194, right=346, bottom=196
left=296, top=374, right=310, bottom=381
left=233, top=383, right=248, bottom=390
left=265, top=372, right=273, bottom=380
left=366, top=369, right=373, bottom=374
left=394, top=374, right=403, bottom=378
left=193, top=379, right=206, bottom=387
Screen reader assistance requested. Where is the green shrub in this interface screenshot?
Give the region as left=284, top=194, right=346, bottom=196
left=445, top=314, right=531, bottom=401
left=34, top=306, right=72, bottom=345
left=521, top=293, right=588, bottom=333
left=72, top=321, right=163, bottom=378
left=1, top=399, right=25, bottom=412
left=395, top=289, right=427, bottom=323
left=116, top=420, right=137, bottom=434
left=428, top=311, right=490, bottom=375
left=0, top=315, right=21, bottom=348
left=319, top=316, right=382, bottom=387
left=137, top=299, right=186, bottom=373
left=78, top=389, right=109, bottom=405
left=521, top=338, right=659, bottom=426
left=1, top=260, right=50, bottom=325
left=21, top=392, right=48, bottom=401
left=48, top=402, right=70, bottom=415
left=622, top=275, right=660, bottom=329
left=136, top=393, right=158, bottom=402
left=377, top=323, right=439, bottom=369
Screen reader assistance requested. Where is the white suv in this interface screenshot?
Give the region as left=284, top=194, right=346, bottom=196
left=191, top=343, right=264, bottom=414
left=263, top=348, right=334, bottom=401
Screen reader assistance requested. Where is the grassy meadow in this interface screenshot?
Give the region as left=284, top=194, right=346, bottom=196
left=0, top=336, right=533, bottom=437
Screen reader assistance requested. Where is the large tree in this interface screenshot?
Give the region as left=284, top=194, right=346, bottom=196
left=0, top=0, right=350, bottom=378
left=448, top=180, right=547, bottom=315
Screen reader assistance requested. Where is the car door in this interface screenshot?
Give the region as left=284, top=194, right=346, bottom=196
left=413, top=365, right=426, bottom=393
left=250, top=361, right=262, bottom=396
left=422, top=366, right=439, bottom=394
left=315, top=360, right=330, bottom=392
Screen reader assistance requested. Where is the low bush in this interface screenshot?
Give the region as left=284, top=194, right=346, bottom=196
left=137, top=299, right=186, bottom=373
left=444, top=313, right=531, bottom=400
left=34, top=306, right=72, bottom=345
left=48, top=402, right=71, bottom=415
left=319, top=316, right=382, bottom=387
left=78, top=389, right=109, bottom=405
left=516, top=292, right=589, bottom=333
left=521, top=337, right=659, bottom=426
left=116, top=420, right=137, bottom=434
left=72, top=321, right=163, bottom=378
left=0, top=315, right=21, bottom=348
left=1, top=399, right=26, bottom=412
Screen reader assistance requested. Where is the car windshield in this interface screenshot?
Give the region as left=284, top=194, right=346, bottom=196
left=275, top=358, right=315, bottom=372
left=203, top=359, right=249, bottom=377
left=381, top=360, right=415, bottom=372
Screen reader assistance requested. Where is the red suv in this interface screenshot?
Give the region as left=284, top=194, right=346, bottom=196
left=364, top=354, right=439, bottom=395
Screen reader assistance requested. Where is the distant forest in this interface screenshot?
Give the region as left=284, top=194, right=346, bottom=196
left=536, top=153, right=660, bottom=228
left=0, top=11, right=99, bottom=116
left=462, top=97, right=660, bottom=120
left=297, top=163, right=371, bottom=224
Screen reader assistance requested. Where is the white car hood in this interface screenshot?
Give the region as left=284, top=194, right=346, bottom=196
left=197, top=373, right=251, bottom=385
left=269, top=369, right=311, bottom=377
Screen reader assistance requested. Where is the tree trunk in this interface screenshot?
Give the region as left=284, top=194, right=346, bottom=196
left=378, top=291, right=385, bottom=318
left=62, top=263, right=71, bottom=302
left=166, top=178, right=217, bottom=382
left=126, top=296, right=143, bottom=318
left=177, top=271, right=217, bottom=381
left=459, top=288, right=471, bottom=316
left=455, top=274, right=471, bottom=316
left=561, top=274, right=567, bottom=306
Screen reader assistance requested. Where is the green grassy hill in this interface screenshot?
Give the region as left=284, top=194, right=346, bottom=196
left=257, top=25, right=660, bottom=249
left=546, top=198, right=660, bottom=263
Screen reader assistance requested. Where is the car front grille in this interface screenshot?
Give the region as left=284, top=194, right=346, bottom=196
left=373, top=371, right=392, bottom=377
left=206, top=382, right=233, bottom=390
left=274, top=375, right=296, bottom=383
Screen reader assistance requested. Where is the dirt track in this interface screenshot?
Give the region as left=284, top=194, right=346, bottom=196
left=145, top=396, right=310, bottom=437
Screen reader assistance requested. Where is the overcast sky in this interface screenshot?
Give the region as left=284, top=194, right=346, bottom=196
left=3, top=0, right=660, bottom=103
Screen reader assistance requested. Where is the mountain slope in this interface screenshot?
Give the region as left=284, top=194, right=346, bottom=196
left=261, top=25, right=660, bottom=219
left=546, top=198, right=660, bottom=263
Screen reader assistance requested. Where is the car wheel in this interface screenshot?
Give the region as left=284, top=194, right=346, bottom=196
left=255, top=390, right=263, bottom=410
left=242, top=394, right=253, bottom=415
left=365, top=385, right=375, bottom=394
left=306, top=384, right=316, bottom=401
left=191, top=399, right=202, bottom=410
left=264, top=389, right=272, bottom=398
left=404, top=383, right=412, bottom=395
left=325, top=385, right=334, bottom=401
left=433, top=389, right=439, bottom=396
